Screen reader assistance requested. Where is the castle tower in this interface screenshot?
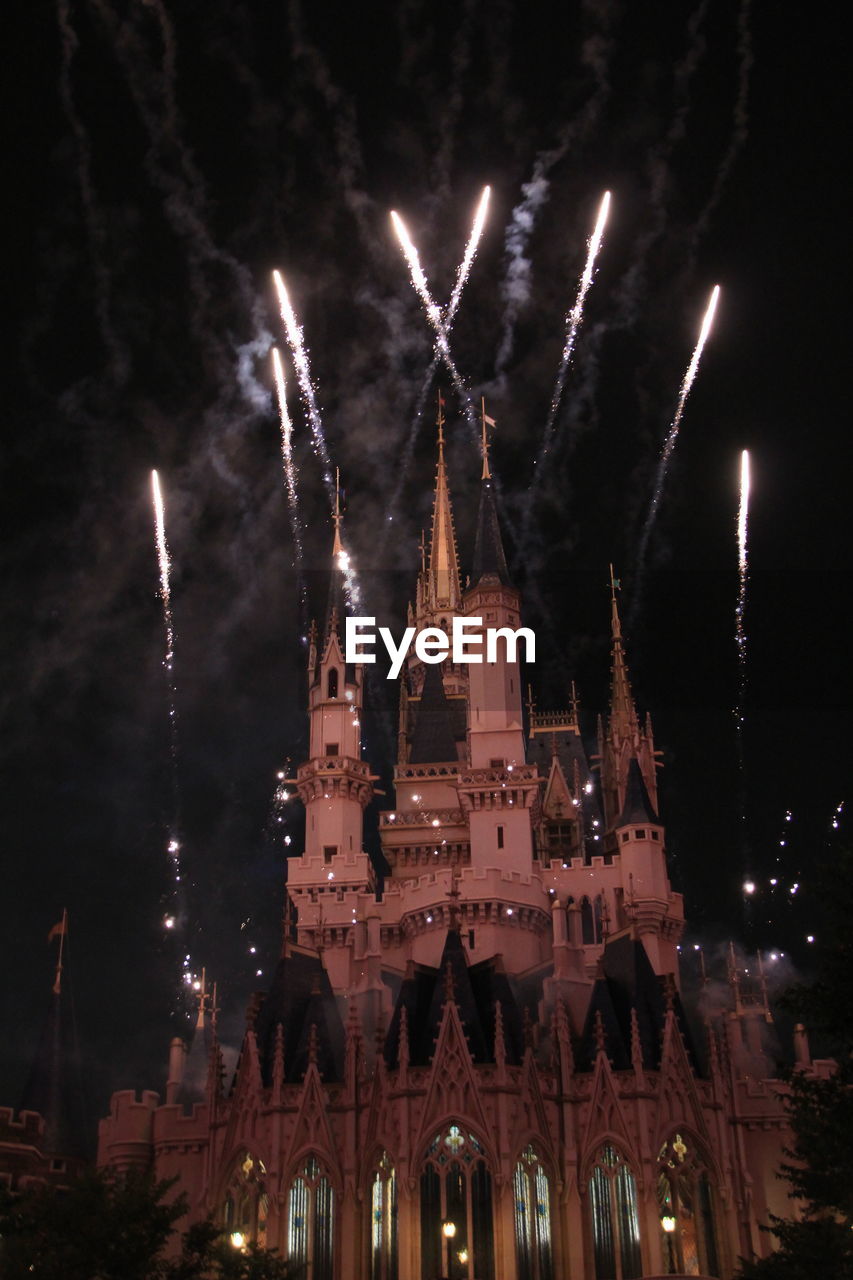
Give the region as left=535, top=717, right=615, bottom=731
left=287, top=485, right=377, bottom=985
left=459, top=407, right=539, bottom=873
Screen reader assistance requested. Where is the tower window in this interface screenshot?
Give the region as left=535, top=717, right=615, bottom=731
left=634, top=829, right=646, bottom=840
left=497, top=825, right=505, bottom=849
left=323, top=846, right=337, bottom=864
left=468, top=930, right=476, bottom=949
left=621, top=832, right=630, bottom=844
left=327, top=668, right=338, bottom=699
left=325, top=743, right=339, bottom=758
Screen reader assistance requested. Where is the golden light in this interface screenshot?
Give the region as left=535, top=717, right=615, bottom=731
left=458, top=1247, right=470, bottom=1264
left=230, top=1231, right=246, bottom=1249
left=442, top=1221, right=457, bottom=1239
left=661, top=1215, right=677, bottom=1234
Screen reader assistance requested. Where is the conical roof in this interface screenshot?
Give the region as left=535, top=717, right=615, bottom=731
left=409, top=662, right=458, bottom=764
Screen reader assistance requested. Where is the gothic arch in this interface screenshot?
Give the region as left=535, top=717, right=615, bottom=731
left=218, top=1149, right=271, bottom=1248
left=418, top=1121, right=495, bottom=1280
left=284, top=1150, right=337, bottom=1280
left=582, top=1140, right=643, bottom=1280
left=656, top=1128, right=722, bottom=1278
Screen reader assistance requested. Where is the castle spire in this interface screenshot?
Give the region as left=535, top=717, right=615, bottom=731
left=324, top=469, right=348, bottom=642
left=420, top=392, right=461, bottom=617
left=608, top=566, right=638, bottom=740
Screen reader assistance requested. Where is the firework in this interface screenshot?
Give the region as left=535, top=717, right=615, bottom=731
left=384, top=187, right=491, bottom=541
left=633, top=284, right=721, bottom=619
left=389, top=210, right=478, bottom=442
left=151, top=471, right=195, bottom=1000
left=272, top=347, right=306, bottom=606
left=735, top=448, right=750, bottom=713
left=542, top=193, right=610, bottom=456
left=446, top=185, right=491, bottom=329
left=272, top=271, right=336, bottom=507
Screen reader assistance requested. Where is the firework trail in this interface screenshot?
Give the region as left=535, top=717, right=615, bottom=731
left=735, top=448, right=750, bottom=718
left=272, top=274, right=364, bottom=612
left=521, top=191, right=610, bottom=541
left=151, top=471, right=195, bottom=1000
left=389, top=210, right=478, bottom=445
left=384, top=187, right=491, bottom=539
left=631, top=284, right=720, bottom=622
left=271, top=347, right=307, bottom=608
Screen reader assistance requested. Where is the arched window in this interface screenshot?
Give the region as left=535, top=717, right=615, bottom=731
left=588, top=1144, right=642, bottom=1280
left=420, top=1124, right=494, bottom=1280
left=288, top=1155, right=335, bottom=1280
left=327, top=668, right=339, bottom=699
left=657, top=1133, right=720, bottom=1277
left=581, top=895, right=606, bottom=944
left=221, top=1151, right=269, bottom=1247
left=370, top=1151, right=398, bottom=1280
left=513, top=1144, right=553, bottom=1280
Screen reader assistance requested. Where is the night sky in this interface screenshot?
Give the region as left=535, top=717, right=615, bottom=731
left=3, top=1, right=849, bottom=1129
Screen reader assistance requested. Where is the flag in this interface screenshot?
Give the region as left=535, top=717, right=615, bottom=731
left=484, top=412, right=496, bottom=428
left=48, top=916, right=66, bottom=943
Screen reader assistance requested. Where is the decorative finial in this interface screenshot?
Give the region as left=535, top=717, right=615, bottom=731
left=437, top=389, right=446, bottom=450
left=307, top=1022, right=319, bottom=1067
left=593, top=1008, right=607, bottom=1055
left=419, top=529, right=427, bottom=576
left=494, top=1001, right=506, bottom=1070
left=480, top=398, right=495, bottom=480
left=443, top=958, right=456, bottom=1005
left=48, top=908, right=68, bottom=997
left=332, top=468, right=344, bottom=558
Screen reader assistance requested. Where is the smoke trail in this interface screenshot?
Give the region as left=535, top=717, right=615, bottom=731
left=521, top=191, right=610, bottom=545
left=631, top=285, right=720, bottom=622
left=495, top=3, right=616, bottom=373
left=689, top=0, right=753, bottom=263
left=431, top=0, right=477, bottom=202
left=56, top=0, right=130, bottom=384
left=87, top=0, right=272, bottom=408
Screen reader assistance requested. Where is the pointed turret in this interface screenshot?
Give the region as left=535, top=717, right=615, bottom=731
left=596, top=569, right=661, bottom=829
left=416, top=395, right=462, bottom=624
left=607, top=570, right=638, bottom=741
left=323, top=469, right=349, bottom=645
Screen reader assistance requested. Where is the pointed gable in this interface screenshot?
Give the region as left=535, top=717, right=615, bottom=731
left=617, top=756, right=659, bottom=826
left=471, top=478, right=510, bottom=586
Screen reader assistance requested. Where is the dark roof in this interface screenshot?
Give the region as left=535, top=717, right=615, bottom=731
left=384, top=929, right=525, bottom=1067
left=253, top=948, right=346, bottom=1083
left=409, top=663, right=458, bottom=764
left=406, top=692, right=466, bottom=746
left=617, top=757, right=659, bottom=826
left=471, top=479, right=510, bottom=586
left=576, top=935, right=699, bottom=1072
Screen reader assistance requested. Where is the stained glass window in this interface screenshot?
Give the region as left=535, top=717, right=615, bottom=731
left=513, top=1145, right=553, bottom=1280
left=221, top=1151, right=268, bottom=1248
left=370, top=1152, right=398, bottom=1280
left=657, top=1133, right=720, bottom=1277
left=288, top=1155, right=335, bottom=1280
left=588, top=1144, right=642, bottom=1279
left=420, top=1125, right=494, bottom=1280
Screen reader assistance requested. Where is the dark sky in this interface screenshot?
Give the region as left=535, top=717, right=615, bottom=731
left=3, top=0, right=849, bottom=1124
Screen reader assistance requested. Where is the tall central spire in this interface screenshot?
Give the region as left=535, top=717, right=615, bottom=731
left=608, top=566, right=639, bottom=740
left=420, top=393, right=461, bottom=617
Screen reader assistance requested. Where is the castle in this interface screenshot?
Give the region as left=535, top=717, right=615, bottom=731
left=97, top=408, right=816, bottom=1279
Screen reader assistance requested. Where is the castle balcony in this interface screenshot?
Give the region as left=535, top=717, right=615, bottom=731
left=297, top=756, right=374, bottom=780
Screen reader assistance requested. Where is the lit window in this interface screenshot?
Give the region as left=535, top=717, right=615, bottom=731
left=657, top=1133, right=720, bottom=1277
left=420, top=1126, right=494, bottom=1280
left=588, top=1144, right=641, bottom=1279
left=288, top=1155, right=334, bottom=1280
left=513, top=1145, right=553, bottom=1280
left=221, top=1151, right=269, bottom=1249
left=370, top=1152, right=397, bottom=1280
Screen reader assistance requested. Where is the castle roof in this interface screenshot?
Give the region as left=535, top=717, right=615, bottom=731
left=253, top=947, right=346, bottom=1084
left=617, top=756, right=660, bottom=826
left=471, top=477, right=510, bottom=586
left=409, top=662, right=458, bottom=764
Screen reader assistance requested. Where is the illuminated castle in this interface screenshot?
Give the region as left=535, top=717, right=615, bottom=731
left=99, top=409, right=820, bottom=1279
